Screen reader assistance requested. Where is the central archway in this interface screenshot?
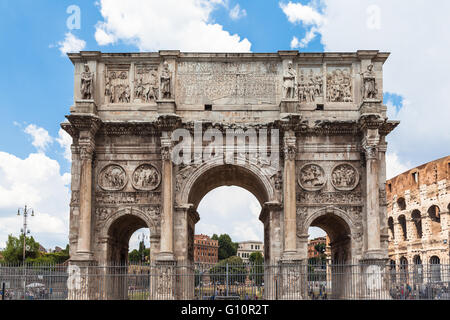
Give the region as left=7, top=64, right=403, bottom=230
left=174, top=161, right=280, bottom=299
left=181, top=162, right=275, bottom=210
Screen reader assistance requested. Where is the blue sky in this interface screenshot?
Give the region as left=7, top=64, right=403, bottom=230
left=0, top=0, right=449, bottom=250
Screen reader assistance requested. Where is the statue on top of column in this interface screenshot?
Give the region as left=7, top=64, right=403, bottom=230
left=283, top=61, right=297, bottom=99
left=360, top=64, right=378, bottom=100
left=81, top=64, right=94, bottom=100
left=160, top=61, right=172, bottom=99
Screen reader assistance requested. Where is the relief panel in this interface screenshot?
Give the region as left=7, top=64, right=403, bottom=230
left=326, top=66, right=353, bottom=103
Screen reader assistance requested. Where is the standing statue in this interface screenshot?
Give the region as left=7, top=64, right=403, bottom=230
left=80, top=64, right=93, bottom=100
left=160, top=62, right=172, bottom=99
left=360, top=64, right=377, bottom=99
left=283, top=61, right=297, bottom=99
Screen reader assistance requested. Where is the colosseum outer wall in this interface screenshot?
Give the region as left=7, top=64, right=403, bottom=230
left=386, top=156, right=450, bottom=266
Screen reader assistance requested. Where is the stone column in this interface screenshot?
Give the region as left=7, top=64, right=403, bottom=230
left=360, top=127, right=391, bottom=299
left=159, top=133, right=175, bottom=261
left=259, top=201, right=283, bottom=300
left=283, top=130, right=297, bottom=257
left=76, top=142, right=95, bottom=259
left=173, top=204, right=199, bottom=300
left=362, top=128, right=382, bottom=258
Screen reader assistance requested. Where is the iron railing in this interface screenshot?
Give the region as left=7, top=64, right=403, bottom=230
left=0, top=261, right=449, bottom=300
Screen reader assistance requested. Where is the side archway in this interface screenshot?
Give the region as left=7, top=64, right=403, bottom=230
left=100, top=207, right=160, bottom=264
left=302, top=206, right=355, bottom=263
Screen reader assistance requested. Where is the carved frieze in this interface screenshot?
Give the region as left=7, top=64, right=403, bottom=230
left=132, top=164, right=161, bottom=191
left=98, top=164, right=127, bottom=191
left=298, top=163, right=326, bottom=191
left=70, top=191, right=79, bottom=205
left=326, top=66, right=353, bottom=102
left=96, top=191, right=160, bottom=205
left=330, top=163, right=359, bottom=191
left=134, top=64, right=159, bottom=103
left=104, top=65, right=130, bottom=104
left=297, top=191, right=362, bottom=205
left=298, top=67, right=323, bottom=103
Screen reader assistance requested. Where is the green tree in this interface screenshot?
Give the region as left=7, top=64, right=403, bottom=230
left=211, top=234, right=238, bottom=260
left=209, top=256, right=247, bottom=285
left=2, top=234, right=41, bottom=263
left=129, top=249, right=141, bottom=262
left=128, top=240, right=150, bottom=263
left=249, top=251, right=264, bottom=285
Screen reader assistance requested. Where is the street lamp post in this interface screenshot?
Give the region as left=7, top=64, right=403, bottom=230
left=17, top=205, right=35, bottom=299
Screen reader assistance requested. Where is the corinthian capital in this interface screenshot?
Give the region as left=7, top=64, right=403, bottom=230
left=160, top=131, right=173, bottom=161
left=283, top=130, right=297, bottom=161
left=363, top=144, right=378, bottom=160
left=79, top=142, right=95, bottom=160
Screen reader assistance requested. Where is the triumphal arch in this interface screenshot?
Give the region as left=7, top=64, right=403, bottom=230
left=62, top=50, right=399, bottom=299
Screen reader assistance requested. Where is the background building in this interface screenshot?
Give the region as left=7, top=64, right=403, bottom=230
left=308, top=237, right=326, bottom=259
left=237, top=241, right=264, bottom=262
left=386, top=156, right=450, bottom=272
left=194, top=234, right=218, bottom=264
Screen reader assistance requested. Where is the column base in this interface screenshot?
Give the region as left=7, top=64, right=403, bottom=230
left=71, top=100, right=97, bottom=114
left=279, top=99, right=299, bottom=113
left=157, top=99, right=176, bottom=113
left=359, top=257, right=391, bottom=300
left=278, top=258, right=305, bottom=300
left=73, top=251, right=94, bottom=261
left=152, top=259, right=177, bottom=300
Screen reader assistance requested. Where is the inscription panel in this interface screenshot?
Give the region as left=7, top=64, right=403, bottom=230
left=177, top=61, right=279, bottom=105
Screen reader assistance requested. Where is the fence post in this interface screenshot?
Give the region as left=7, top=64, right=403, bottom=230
left=226, top=263, right=229, bottom=296
left=2, top=282, right=5, bottom=300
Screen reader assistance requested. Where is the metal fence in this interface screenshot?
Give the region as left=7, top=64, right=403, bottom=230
left=1, top=261, right=449, bottom=300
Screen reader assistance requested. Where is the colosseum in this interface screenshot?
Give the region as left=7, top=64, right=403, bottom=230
left=386, top=155, right=450, bottom=282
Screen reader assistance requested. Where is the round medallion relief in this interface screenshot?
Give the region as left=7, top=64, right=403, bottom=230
left=132, top=164, right=161, bottom=191
left=98, top=164, right=127, bottom=191
left=330, top=163, right=359, bottom=191
left=298, top=163, right=326, bottom=191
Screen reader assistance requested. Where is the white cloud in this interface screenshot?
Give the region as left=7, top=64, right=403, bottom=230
left=57, top=32, right=86, bottom=55
left=56, top=128, right=73, bottom=162
left=197, top=186, right=263, bottom=242
left=0, top=152, right=70, bottom=250
left=282, top=0, right=450, bottom=168
left=386, top=152, right=412, bottom=180
left=24, top=124, right=53, bottom=153
left=94, top=0, right=251, bottom=52
left=290, top=27, right=318, bottom=48
left=229, top=4, right=247, bottom=20
left=280, top=1, right=324, bottom=25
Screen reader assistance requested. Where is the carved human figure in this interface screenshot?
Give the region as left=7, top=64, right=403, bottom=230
left=132, top=164, right=161, bottom=190
left=99, top=165, right=127, bottom=190
left=299, top=164, right=325, bottom=190
left=80, top=64, right=93, bottom=99
left=160, top=62, right=172, bottom=99
left=331, top=164, right=358, bottom=190
left=327, top=68, right=352, bottom=102
left=360, top=64, right=378, bottom=99
left=283, top=61, right=297, bottom=99
left=298, top=68, right=323, bottom=103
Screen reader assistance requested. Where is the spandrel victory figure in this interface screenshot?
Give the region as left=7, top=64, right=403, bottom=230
left=80, top=64, right=93, bottom=100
